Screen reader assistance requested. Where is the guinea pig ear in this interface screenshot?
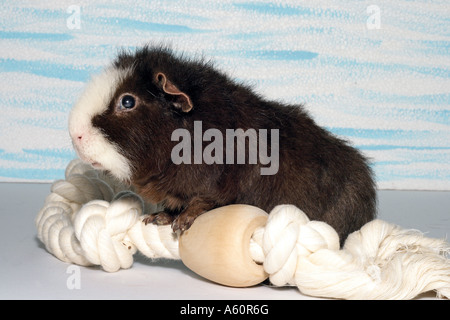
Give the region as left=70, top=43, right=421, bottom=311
left=156, top=72, right=193, bottom=112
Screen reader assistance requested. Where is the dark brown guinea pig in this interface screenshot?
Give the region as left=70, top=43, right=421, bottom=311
left=69, top=44, right=376, bottom=245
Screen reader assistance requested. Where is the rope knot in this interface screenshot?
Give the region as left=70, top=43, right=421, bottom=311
left=262, top=205, right=340, bottom=286
left=73, top=191, right=144, bottom=272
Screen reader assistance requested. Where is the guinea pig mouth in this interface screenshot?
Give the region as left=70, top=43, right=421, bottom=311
left=90, top=161, right=103, bottom=169
left=73, top=147, right=103, bottom=169
left=76, top=152, right=103, bottom=169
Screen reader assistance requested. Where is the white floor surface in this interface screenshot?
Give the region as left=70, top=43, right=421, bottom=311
left=0, top=182, right=448, bottom=300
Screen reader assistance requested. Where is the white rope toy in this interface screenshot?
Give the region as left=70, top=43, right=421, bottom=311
left=36, top=159, right=450, bottom=300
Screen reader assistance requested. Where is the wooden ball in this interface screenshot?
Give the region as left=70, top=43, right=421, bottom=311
left=179, top=204, right=269, bottom=287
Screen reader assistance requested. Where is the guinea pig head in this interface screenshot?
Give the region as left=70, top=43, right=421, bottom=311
left=69, top=62, right=193, bottom=183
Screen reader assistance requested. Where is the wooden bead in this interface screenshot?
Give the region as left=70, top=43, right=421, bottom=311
left=179, top=204, right=269, bottom=287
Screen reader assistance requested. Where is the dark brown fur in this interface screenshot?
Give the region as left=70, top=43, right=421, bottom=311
left=92, top=45, right=377, bottom=245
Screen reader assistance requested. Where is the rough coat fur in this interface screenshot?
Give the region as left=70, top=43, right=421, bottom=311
left=85, top=45, right=376, bottom=244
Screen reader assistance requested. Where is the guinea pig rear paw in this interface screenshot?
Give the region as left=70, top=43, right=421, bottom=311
left=143, top=212, right=175, bottom=226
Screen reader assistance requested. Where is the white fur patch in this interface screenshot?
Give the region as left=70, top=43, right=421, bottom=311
left=69, top=66, right=133, bottom=181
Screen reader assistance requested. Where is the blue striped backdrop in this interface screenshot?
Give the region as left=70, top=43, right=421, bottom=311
left=1, top=1, right=449, bottom=190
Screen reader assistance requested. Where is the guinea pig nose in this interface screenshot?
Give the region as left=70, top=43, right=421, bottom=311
left=74, top=133, right=83, bottom=141
left=72, top=133, right=83, bottom=144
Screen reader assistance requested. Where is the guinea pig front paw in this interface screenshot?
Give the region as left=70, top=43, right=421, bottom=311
left=143, top=211, right=175, bottom=226
left=171, top=212, right=198, bottom=233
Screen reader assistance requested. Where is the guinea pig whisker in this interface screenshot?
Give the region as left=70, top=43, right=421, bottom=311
left=146, top=89, right=157, bottom=98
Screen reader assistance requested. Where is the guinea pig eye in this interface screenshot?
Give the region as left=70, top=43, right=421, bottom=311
left=119, top=94, right=136, bottom=110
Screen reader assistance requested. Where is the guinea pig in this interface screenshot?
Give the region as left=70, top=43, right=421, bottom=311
left=69, top=44, right=377, bottom=245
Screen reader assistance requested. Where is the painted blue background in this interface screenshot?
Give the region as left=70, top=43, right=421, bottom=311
left=0, top=1, right=449, bottom=190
